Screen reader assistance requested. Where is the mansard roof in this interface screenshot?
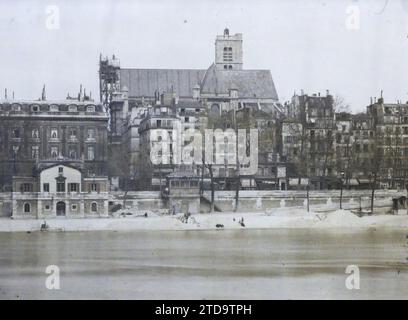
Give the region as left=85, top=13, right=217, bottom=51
left=0, top=99, right=104, bottom=113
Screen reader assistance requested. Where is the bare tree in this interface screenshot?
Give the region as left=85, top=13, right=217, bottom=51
left=200, top=114, right=222, bottom=212
left=367, top=130, right=385, bottom=213
left=333, top=95, right=351, bottom=113
left=284, top=121, right=309, bottom=186
left=320, top=128, right=335, bottom=188
left=337, top=135, right=359, bottom=188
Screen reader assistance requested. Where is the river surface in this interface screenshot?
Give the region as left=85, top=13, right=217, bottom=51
left=0, top=228, right=407, bottom=299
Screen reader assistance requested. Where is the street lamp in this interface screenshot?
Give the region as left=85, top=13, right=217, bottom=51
left=340, top=171, right=345, bottom=210
left=405, top=183, right=408, bottom=215
left=369, top=171, right=376, bottom=215
left=306, top=184, right=310, bottom=212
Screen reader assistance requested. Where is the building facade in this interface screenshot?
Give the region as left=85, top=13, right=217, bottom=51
left=367, top=98, right=408, bottom=189
left=0, top=97, right=109, bottom=192
left=100, top=29, right=284, bottom=190
left=283, top=93, right=408, bottom=190
left=283, top=92, right=337, bottom=189
left=12, top=160, right=109, bottom=219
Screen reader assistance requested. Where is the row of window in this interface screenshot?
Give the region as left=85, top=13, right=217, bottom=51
left=286, top=130, right=375, bottom=144
left=309, top=168, right=334, bottom=176
left=170, top=180, right=199, bottom=188
left=23, top=202, right=99, bottom=213
left=10, top=128, right=97, bottom=140
left=382, top=126, right=408, bottom=134
left=140, top=119, right=175, bottom=133
left=309, top=110, right=333, bottom=117
left=20, top=182, right=99, bottom=193
left=10, top=104, right=96, bottom=113
left=12, top=145, right=96, bottom=160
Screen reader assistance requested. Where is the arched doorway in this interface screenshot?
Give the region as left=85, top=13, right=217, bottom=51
left=56, top=201, right=66, bottom=216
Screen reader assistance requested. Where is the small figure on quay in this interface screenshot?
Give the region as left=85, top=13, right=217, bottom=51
left=41, top=220, right=48, bottom=231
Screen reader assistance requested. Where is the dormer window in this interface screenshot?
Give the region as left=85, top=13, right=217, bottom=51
left=11, top=104, right=21, bottom=111
left=86, top=105, right=95, bottom=113
left=31, top=105, right=40, bottom=112
left=68, top=105, right=77, bottom=112
left=50, top=105, right=59, bottom=112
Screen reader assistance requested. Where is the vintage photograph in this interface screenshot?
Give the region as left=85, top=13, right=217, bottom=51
left=0, top=0, right=408, bottom=301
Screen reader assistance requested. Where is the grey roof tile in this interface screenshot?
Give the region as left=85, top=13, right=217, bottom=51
left=200, top=64, right=279, bottom=100
left=120, top=68, right=205, bottom=98
left=120, top=64, right=279, bottom=101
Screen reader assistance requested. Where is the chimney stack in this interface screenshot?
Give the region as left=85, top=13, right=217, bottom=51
left=78, top=84, right=83, bottom=101
left=41, top=84, right=46, bottom=101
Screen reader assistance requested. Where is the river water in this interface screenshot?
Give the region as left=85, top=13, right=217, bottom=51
left=0, top=228, right=407, bottom=299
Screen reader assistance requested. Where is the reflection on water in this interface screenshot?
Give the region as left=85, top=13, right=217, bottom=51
left=0, top=228, right=407, bottom=299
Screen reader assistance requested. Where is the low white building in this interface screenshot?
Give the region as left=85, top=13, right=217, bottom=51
left=12, top=159, right=109, bottom=219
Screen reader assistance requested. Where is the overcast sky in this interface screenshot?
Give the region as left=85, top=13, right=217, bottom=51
left=1, top=0, right=408, bottom=112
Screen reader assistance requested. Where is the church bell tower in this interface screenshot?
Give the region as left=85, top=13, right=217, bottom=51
left=215, top=28, right=243, bottom=71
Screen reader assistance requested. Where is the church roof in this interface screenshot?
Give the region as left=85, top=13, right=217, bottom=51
left=120, top=68, right=205, bottom=99
left=200, top=64, right=279, bottom=100
left=119, top=64, right=279, bottom=101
